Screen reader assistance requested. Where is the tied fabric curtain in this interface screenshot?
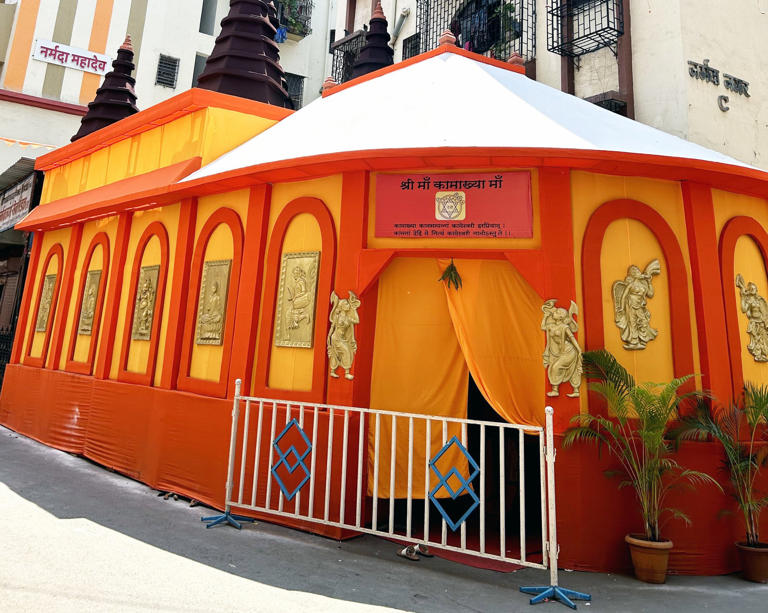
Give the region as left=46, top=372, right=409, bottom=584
left=440, top=258, right=545, bottom=428
left=368, top=258, right=469, bottom=499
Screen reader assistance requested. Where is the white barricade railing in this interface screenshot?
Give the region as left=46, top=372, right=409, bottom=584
left=204, top=380, right=590, bottom=607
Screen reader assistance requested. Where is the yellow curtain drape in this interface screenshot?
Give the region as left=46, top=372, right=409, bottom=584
left=441, top=258, right=545, bottom=428
left=368, top=258, right=469, bottom=499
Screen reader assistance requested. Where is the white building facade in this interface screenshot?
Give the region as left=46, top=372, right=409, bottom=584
left=328, top=0, right=768, bottom=170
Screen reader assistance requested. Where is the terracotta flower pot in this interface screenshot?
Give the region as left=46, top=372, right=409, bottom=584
left=625, top=534, right=673, bottom=584
left=736, top=542, right=768, bottom=583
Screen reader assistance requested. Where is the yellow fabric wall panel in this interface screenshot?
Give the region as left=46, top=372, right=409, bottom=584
left=152, top=206, right=180, bottom=383
left=60, top=217, right=119, bottom=369
left=368, top=258, right=469, bottom=498
left=24, top=229, right=70, bottom=359
left=571, top=172, right=702, bottom=402
left=83, top=147, right=110, bottom=192
left=712, top=190, right=768, bottom=235
left=195, top=191, right=250, bottom=237
left=201, top=108, right=277, bottom=165
left=267, top=213, right=322, bottom=392
left=733, top=236, right=768, bottom=385
left=600, top=219, right=675, bottom=385
left=189, top=223, right=234, bottom=382
left=72, top=243, right=105, bottom=363
left=159, top=111, right=205, bottom=168
left=268, top=177, right=343, bottom=242
left=104, top=139, right=132, bottom=185
left=366, top=169, right=541, bottom=250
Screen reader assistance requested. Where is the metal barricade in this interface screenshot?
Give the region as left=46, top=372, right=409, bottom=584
left=204, top=380, right=590, bottom=609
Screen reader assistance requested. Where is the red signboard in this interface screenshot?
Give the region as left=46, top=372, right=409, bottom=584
left=375, top=172, right=532, bottom=239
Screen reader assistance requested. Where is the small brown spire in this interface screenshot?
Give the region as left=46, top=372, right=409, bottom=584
left=322, top=76, right=337, bottom=93
left=507, top=52, right=525, bottom=67
left=349, top=1, right=394, bottom=80
left=71, top=38, right=138, bottom=142
left=120, top=34, right=133, bottom=52
left=438, top=29, right=456, bottom=46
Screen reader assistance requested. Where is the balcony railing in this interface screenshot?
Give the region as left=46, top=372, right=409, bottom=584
left=547, top=0, right=623, bottom=58
left=276, top=0, right=313, bottom=37
left=330, top=30, right=367, bottom=84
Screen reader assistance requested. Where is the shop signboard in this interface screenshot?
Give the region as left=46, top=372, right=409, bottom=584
left=375, top=172, right=533, bottom=239
left=0, top=174, right=35, bottom=233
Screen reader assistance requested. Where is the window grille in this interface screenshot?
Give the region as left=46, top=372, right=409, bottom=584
left=285, top=73, right=305, bottom=109
left=155, top=55, right=180, bottom=88
left=409, top=0, right=536, bottom=62
left=330, top=30, right=366, bottom=84
left=592, top=97, right=626, bottom=116
left=547, top=0, right=623, bottom=58
left=276, top=0, right=313, bottom=37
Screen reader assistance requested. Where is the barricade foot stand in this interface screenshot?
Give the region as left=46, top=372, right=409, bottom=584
left=519, top=585, right=591, bottom=610
left=201, top=511, right=256, bottom=530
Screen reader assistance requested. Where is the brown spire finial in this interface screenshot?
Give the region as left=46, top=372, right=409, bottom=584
left=196, top=0, right=292, bottom=108
left=349, top=1, right=394, bottom=80
left=322, top=76, right=337, bottom=93
left=438, top=29, right=456, bottom=46
left=120, top=34, right=133, bottom=51
left=507, top=52, right=525, bottom=67
left=71, top=38, right=138, bottom=142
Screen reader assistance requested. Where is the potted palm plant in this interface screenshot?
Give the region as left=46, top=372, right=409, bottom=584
left=563, top=349, right=721, bottom=583
left=671, top=383, right=768, bottom=582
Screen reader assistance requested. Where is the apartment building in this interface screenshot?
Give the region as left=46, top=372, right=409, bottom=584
left=329, top=0, right=768, bottom=170
left=0, top=0, right=330, bottom=174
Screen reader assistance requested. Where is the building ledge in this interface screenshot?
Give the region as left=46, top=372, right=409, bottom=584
left=0, top=88, right=87, bottom=117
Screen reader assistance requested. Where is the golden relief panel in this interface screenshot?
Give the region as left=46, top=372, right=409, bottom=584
left=195, top=259, right=231, bottom=346
left=541, top=299, right=582, bottom=398
left=131, top=265, right=160, bottom=341
left=274, top=251, right=320, bottom=348
left=612, top=259, right=661, bottom=350
left=35, top=274, right=57, bottom=332
left=736, top=274, right=768, bottom=363
left=77, top=270, right=102, bottom=336
left=327, top=291, right=361, bottom=380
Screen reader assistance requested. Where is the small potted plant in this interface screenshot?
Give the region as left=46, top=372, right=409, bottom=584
left=563, top=349, right=721, bottom=583
left=672, top=383, right=768, bottom=582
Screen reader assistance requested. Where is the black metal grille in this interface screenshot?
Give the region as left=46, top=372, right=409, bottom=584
left=276, top=0, right=313, bottom=36
left=155, top=55, right=180, bottom=88
left=547, top=0, right=623, bottom=58
left=330, top=30, right=366, bottom=84
left=0, top=329, right=13, bottom=382
left=285, top=73, right=305, bottom=109
left=592, top=97, right=626, bottom=116
left=410, top=0, right=536, bottom=61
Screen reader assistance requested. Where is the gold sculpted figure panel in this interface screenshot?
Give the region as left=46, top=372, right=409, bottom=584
left=542, top=299, right=582, bottom=398
left=131, top=265, right=160, bottom=341
left=736, top=274, right=768, bottom=362
left=327, top=291, right=361, bottom=380
left=195, top=260, right=231, bottom=345
left=274, top=252, right=320, bottom=348
left=612, top=259, right=661, bottom=350
left=35, top=274, right=57, bottom=332
left=78, top=270, right=102, bottom=335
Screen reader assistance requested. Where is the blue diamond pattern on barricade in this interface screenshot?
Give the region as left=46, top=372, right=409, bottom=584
left=428, top=436, right=481, bottom=531
left=271, top=419, right=312, bottom=501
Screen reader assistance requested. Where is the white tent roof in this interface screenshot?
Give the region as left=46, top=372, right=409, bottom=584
left=184, top=49, right=757, bottom=183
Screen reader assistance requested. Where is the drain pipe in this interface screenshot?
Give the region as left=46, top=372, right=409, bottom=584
left=390, top=6, right=410, bottom=48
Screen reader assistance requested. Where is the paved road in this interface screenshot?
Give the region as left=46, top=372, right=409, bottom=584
left=1, top=426, right=766, bottom=612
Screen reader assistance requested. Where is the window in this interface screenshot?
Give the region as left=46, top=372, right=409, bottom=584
left=408, top=0, right=535, bottom=61
left=275, top=0, right=313, bottom=37
left=547, top=0, right=624, bottom=57
left=155, top=55, right=180, bottom=88
left=192, top=53, right=208, bottom=87
left=330, top=30, right=366, bottom=84
left=199, top=0, right=218, bottom=35
left=285, top=73, right=304, bottom=109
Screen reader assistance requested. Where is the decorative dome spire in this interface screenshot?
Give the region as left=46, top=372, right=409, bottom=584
left=349, top=1, right=394, bottom=80
left=71, top=35, right=138, bottom=142
left=196, top=0, right=292, bottom=108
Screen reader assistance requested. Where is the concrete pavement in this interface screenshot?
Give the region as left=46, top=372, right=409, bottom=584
left=1, top=425, right=766, bottom=612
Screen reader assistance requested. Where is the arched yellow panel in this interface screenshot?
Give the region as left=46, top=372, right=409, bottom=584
left=733, top=235, right=768, bottom=385
left=267, top=213, right=322, bottom=391
left=189, top=223, right=234, bottom=381
left=126, top=235, right=162, bottom=374
left=600, top=218, right=675, bottom=385
left=72, top=243, right=105, bottom=363
left=29, top=253, right=61, bottom=359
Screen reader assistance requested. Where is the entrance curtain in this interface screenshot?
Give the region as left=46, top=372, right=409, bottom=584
left=368, top=257, right=469, bottom=499
left=440, top=259, right=545, bottom=428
